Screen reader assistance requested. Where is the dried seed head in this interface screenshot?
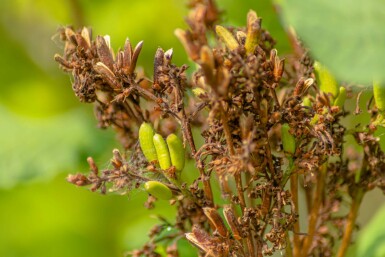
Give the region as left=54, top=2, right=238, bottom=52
left=236, top=31, right=247, bottom=44
left=96, top=35, right=114, bottom=71
left=128, top=40, right=143, bottom=74
left=93, top=62, right=120, bottom=89
left=200, top=46, right=216, bottom=86
left=164, top=48, right=173, bottom=64
left=273, top=55, right=284, bottom=82
left=223, top=205, right=243, bottom=240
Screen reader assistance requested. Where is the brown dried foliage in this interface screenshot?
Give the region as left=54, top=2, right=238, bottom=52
left=55, top=1, right=385, bottom=256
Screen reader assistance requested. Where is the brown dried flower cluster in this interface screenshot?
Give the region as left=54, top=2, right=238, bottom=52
left=55, top=1, right=385, bottom=257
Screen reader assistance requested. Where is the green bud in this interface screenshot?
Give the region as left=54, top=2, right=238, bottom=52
left=166, top=134, right=185, bottom=172
left=144, top=181, right=173, bottom=200
left=314, top=61, right=339, bottom=98
left=333, top=87, right=347, bottom=108
left=153, top=134, right=171, bottom=170
left=139, top=122, right=158, bottom=162
left=281, top=123, right=296, bottom=154
left=373, top=81, right=385, bottom=112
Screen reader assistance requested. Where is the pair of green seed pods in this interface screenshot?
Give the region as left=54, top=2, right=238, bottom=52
left=139, top=122, right=185, bottom=172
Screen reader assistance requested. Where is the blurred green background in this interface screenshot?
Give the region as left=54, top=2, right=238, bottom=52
left=0, top=0, right=384, bottom=256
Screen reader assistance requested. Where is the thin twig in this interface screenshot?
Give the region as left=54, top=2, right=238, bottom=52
left=290, top=160, right=300, bottom=257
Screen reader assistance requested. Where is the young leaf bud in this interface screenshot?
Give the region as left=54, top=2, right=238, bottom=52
left=281, top=123, right=296, bottom=155
left=144, top=181, right=173, bottom=200
left=153, top=134, right=171, bottom=170
left=166, top=134, right=185, bottom=172
left=333, top=86, right=347, bottom=108
left=314, top=61, right=339, bottom=99
left=139, top=122, right=158, bottom=162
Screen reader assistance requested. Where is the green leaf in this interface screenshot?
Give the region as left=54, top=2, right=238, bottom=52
left=356, top=203, right=385, bottom=257
left=0, top=106, right=115, bottom=188
left=279, top=0, right=385, bottom=84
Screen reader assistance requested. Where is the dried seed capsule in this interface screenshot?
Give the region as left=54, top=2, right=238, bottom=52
left=373, top=81, right=385, bottom=112
left=144, top=181, right=172, bottom=200
left=166, top=134, right=185, bottom=172
left=139, top=123, right=158, bottom=162
left=281, top=123, right=296, bottom=155
left=153, top=133, right=171, bottom=170
left=314, top=61, right=339, bottom=99
left=223, top=205, right=243, bottom=240
left=203, top=207, right=228, bottom=237
left=333, top=86, right=347, bottom=108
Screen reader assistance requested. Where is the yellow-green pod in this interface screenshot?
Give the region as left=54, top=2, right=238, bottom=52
left=373, top=81, right=385, bottom=112
left=333, top=87, right=347, bottom=108
left=215, top=25, right=239, bottom=51
left=166, top=134, right=185, bottom=172
left=281, top=123, right=296, bottom=155
left=139, top=122, right=158, bottom=162
left=314, top=61, right=339, bottom=99
left=153, top=134, right=171, bottom=170
left=144, top=181, right=172, bottom=200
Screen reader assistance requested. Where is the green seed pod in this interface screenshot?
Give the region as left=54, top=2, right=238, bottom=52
left=281, top=123, right=296, bottom=155
left=166, top=133, right=185, bottom=172
left=373, top=81, right=385, bottom=112
left=153, top=133, right=171, bottom=170
left=139, top=122, right=158, bottom=162
left=144, top=181, right=172, bottom=200
left=333, top=86, right=347, bottom=108
left=314, top=61, right=339, bottom=99
left=215, top=25, right=239, bottom=51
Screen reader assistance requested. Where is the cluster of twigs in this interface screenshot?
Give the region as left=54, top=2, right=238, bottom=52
left=55, top=0, right=385, bottom=256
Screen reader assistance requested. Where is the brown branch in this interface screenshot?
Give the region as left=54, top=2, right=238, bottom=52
left=336, top=188, right=364, bottom=257
left=300, top=164, right=326, bottom=257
